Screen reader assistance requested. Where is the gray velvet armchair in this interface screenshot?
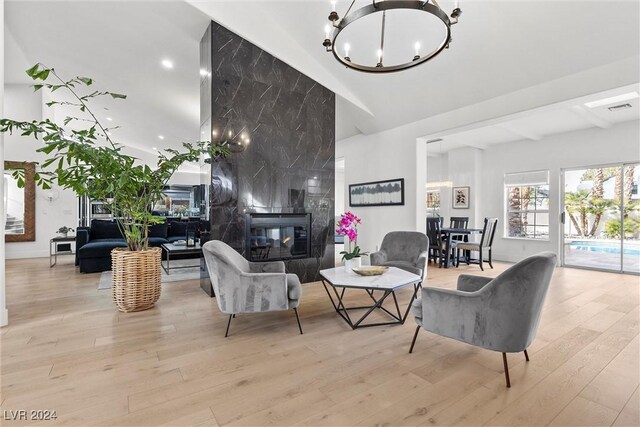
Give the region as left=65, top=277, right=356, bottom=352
left=370, top=231, right=430, bottom=280
left=409, top=252, right=557, bottom=387
left=202, top=240, right=303, bottom=337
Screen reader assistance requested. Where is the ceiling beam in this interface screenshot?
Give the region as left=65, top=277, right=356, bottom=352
left=568, top=105, right=612, bottom=129
left=497, top=123, right=543, bottom=141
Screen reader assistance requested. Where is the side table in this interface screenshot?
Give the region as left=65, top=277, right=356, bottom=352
left=50, top=236, right=76, bottom=267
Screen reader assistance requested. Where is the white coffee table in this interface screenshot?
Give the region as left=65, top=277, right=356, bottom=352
left=319, top=266, right=422, bottom=329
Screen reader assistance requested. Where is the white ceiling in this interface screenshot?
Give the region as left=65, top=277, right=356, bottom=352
left=4, top=0, right=640, bottom=159
left=5, top=0, right=210, bottom=165
left=425, top=85, right=640, bottom=154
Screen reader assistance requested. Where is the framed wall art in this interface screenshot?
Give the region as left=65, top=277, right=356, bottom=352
left=452, top=186, right=470, bottom=209
left=349, top=178, right=404, bottom=207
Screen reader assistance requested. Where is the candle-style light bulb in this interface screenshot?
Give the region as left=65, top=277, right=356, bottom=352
left=344, top=43, right=350, bottom=57
left=377, top=48, right=383, bottom=63
left=330, top=0, right=337, bottom=12
left=228, top=130, right=233, bottom=137
left=414, top=41, right=421, bottom=56
left=455, top=0, right=459, bottom=8
left=324, top=24, right=331, bottom=39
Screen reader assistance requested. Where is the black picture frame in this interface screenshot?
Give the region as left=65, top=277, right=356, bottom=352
left=349, top=178, right=405, bottom=207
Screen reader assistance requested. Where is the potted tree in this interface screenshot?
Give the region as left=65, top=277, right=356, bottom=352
left=1, top=64, right=229, bottom=312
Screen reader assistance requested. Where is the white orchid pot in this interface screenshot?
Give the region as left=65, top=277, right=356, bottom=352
left=344, top=257, right=362, bottom=272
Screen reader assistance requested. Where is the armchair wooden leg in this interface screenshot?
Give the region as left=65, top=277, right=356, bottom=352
left=293, top=308, right=303, bottom=335
left=225, top=314, right=233, bottom=338
left=488, top=249, right=494, bottom=269
left=409, top=326, right=421, bottom=353
left=524, top=349, right=529, bottom=362
left=502, top=352, right=511, bottom=388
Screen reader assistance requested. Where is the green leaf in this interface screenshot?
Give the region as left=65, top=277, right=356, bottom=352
left=37, top=69, right=50, bottom=80
left=109, top=93, right=127, bottom=99
left=33, top=84, right=43, bottom=92
left=26, top=64, right=41, bottom=79
left=78, top=77, right=93, bottom=85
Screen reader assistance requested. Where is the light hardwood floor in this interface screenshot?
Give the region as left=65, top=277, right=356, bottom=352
left=1, top=257, right=639, bottom=426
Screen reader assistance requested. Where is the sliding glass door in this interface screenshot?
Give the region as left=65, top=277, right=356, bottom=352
left=622, top=164, right=640, bottom=273
left=562, top=163, right=640, bottom=273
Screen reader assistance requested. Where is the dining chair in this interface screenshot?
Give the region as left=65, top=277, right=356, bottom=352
left=449, top=216, right=469, bottom=229
left=448, top=216, right=470, bottom=264
left=426, top=217, right=444, bottom=265
left=455, top=217, right=498, bottom=270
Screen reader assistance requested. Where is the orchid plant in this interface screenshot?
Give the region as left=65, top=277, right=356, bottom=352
left=337, top=211, right=368, bottom=261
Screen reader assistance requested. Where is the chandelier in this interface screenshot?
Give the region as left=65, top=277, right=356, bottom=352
left=322, top=0, right=462, bottom=73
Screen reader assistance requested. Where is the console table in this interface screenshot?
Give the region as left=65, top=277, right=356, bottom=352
left=50, top=236, right=76, bottom=267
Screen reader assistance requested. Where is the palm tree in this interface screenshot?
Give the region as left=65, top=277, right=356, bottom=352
left=565, top=190, right=590, bottom=236
left=508, top=187, right=524, bottom=236
left=623, top=166, right=635, bottom=203
left=587, top=198, right=616, bottom=237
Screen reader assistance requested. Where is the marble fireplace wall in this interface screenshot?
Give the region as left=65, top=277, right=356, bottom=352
left=200, top=21, right=335, bottom=283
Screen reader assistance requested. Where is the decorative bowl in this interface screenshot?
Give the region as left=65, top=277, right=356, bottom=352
left=352, top=266, right=389, bottom=276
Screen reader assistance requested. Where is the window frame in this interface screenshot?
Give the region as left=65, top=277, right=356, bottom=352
left=504, top=170, right=550, bottom=241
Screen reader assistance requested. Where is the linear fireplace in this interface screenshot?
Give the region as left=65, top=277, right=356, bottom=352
left=245, top=213, right=312, bottom=262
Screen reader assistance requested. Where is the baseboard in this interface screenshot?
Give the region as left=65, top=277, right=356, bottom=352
left=5, top=251, right=50, bottom=260
left=0, top=307, right=8, bottom=327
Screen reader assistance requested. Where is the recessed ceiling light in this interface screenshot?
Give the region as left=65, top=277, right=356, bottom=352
left=158, top=135, right=165, bottom=140
left=161, top=59, right=174, bottom=69
left=106, top=117, right=113, bottom=121
left=313, top=176, right=318, bottom=179
left=584, top=91, right=639, bottom=108
left=152, top=147, right=157, bottom=151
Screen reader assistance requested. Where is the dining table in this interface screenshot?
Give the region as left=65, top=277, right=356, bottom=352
left=439, top=227, right=483, bottom=268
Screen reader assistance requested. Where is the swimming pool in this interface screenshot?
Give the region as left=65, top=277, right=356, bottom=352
left=569, top=240, right=640, bottom=256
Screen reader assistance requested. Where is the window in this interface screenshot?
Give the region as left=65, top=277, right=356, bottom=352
left=505, top=170, right=550, bottom=240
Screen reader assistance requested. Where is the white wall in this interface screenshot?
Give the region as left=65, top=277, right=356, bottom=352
left=446, top=147, right=484, bottom=228
left=336, top=125, right=421, bottom=253
left=1, top=0, right=8, bottom=326
left=483, top=120, right=640, bottom=263
left=3, top=84, right=78, bottom=259
left=335, top=169, right=349, bottom=216
left=339, top=113, right=639, bottom=265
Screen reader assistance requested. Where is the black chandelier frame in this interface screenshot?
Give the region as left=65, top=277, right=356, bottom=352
left=324, top=0, right=461, bottom=73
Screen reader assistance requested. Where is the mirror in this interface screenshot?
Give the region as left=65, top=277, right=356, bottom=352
left=4, top=161, right=36, bottom=242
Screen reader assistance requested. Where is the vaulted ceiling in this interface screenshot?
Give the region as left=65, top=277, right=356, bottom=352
left=4, top=0, right=639, bottom=158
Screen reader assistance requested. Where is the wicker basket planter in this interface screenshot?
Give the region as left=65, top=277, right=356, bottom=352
left=111, top=247, right=162, bottom=312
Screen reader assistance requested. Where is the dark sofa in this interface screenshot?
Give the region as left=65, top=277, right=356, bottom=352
left=76, top=220, right=201, bottom=273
